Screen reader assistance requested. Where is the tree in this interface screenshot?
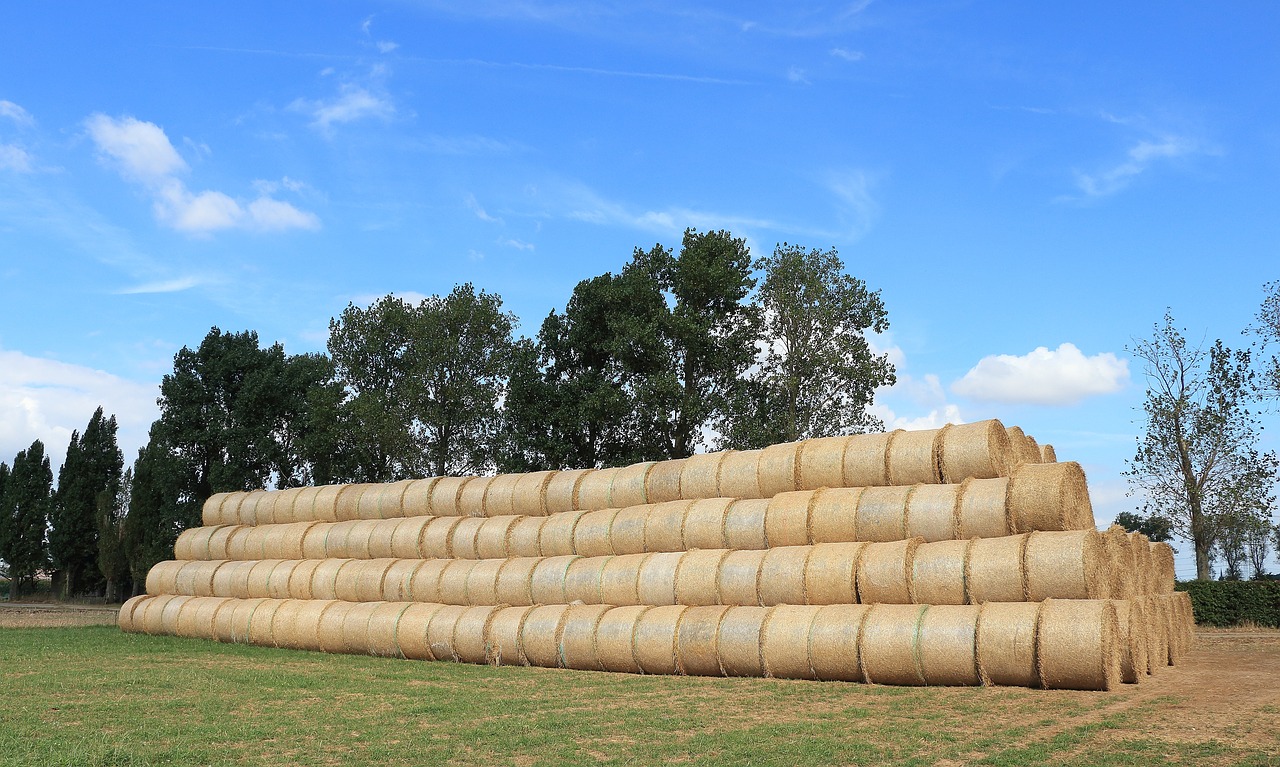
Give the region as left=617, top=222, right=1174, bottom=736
left=1255, top=279, right=1280, bottom=397
left=720, top=242, right=895, bottom=448
left=330, top=285, right=517, bottom=479
left=50, top=407, right=124, bottom=598
left=96, top=468, right=132, bottom=602
left=1114, top=510, right=1174, bottom=544
left=1241, top=513, right=1273, bottom=580
left=0, top=440, right=53, bottom=598
left=122, top=441, right=187, bottom=594
left=1125, top=312, right=1279, bottom=580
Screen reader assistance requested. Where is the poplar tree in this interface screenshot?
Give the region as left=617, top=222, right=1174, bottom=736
left=0, top=440, right=53, bottom=598
left=50, top=407, right=123, bottom=597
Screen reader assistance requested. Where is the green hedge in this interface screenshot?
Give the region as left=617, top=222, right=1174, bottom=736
left=1175, top=580, right=1280, bottom=628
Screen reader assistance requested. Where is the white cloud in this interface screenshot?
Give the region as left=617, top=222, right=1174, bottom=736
left=787, top=66, right=810, bottom=84
left=0, top=348, right=158, bottom=473
left=951, top=343, right=1129, bottom=405
left=377, top=41, right=399, bottom=54
left=1074, top=134, right=1198, bottom=198
left=831, top=47, right=865, bottom=62
left=0, top=143, right=33, bottom=172
left=0, top=100, right=35, bottom=127
left=291, top=84, right=395, bottom=132
left=499, top=237, right=535, bottom=251
left=465, top=193, right=502, bottom=223
left=826, top=170, right=879, bottom=240
left=116, top=276, right=203, bottom=295
left=86, top=114, right=319, bottom=235
left=866, top=336, right=967, bottom=431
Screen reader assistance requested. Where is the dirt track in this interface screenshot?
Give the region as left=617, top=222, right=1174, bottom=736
left=0, top=602, right=121, bottom=628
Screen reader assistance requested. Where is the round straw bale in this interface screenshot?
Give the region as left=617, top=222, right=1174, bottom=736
left=572, top=509, right=619, bottom=557
left=475, top=516, right=519, bottom=560
left=601, top=463, right=649, bottom=509
left=236, top=490, right=268, bottom=526
left=717, top=549, right=767, bottom=606
left=1040, top=444, right=1057, bottom=463
left=576, top=467, right=621, bottom=511
left=505, top=516, right=544, bottom=557
left=278, top=489, right=311, bottom=524
left=645, top=460, right=685, bottom=504
left=680, top=453, right=726, bottom=500
left=956, top=479, right=1011, bottom=539
left=859, top=603, right=927, bottom=686
left=209, top=597, right=241, bottom=642
left=400, top=478, right=438, bottom=517
left=421, top=516, right=463, bottom=559
left=797, top=436, right=850, bottom=491
left=672, top=605, right=731, bottom=676
left=1130, top=534, right=1154, bottom=596
left=211, top=560, right=252, bottom=599
left=809, top=604, right=870, bottom=682
left=256, top=560, right=293, bottom=599
left=594, top=605, right=651, bottom=673
left=365, top=602, right=413, bottom=658
left=408, top=559, right=449, bottom=604
left=436, top=559, right=480, bottom=605
left=539, top=510, right=586, bottom=557
left=674, top=550, right=729, bottom=607
left=723, top=499, right=769, bottom=550
left=1129, top=598, right=1155, bottom=676
left=246, top=598, right=283, bottom=647
left=189, top=560, right=224, bottom=597
left=176, top=596, right=221, bottom=639
left=1007, top=462, right=1093, bottom=534
left=346, top=519, right=382, bottom=560
left=314, top=600, right=352, bottom=653
left=633, top=605, right=687, bottom=675
left=808, top=488, right=861, bottom=544
left=483, top=473, right=522, bottom=518
left=1113, top=599, right=1146, bottom=684
left=451, top=605, right=501, bottom=664
left=804, top=543, right=864, bottom=605
left=246, top=560, right=286, bottom=599
left=762, top=604, right=821, bottom=680
left=510, top=471, right=554, bottom=516
left=1021, top=434, right=1042, bottom=465
left=203, top=492, right=233, bottom=526
left=1007, top=427, right=1042, bottom=466
left=716, top=606, right=768, bottom=677
left=1161, top=595, right=1184, bottom=665
left=291, top=486, right=326, bottom=524
left=395, top=602, right=446, bottom=660
left=563, top=555, right=610, bottom=604
left=224, top=525, right=259, bottom=561
left=938, top=419, right=1013, bottom=483
left=758, top=443, right=802, bottom=498
left=424, top=604, right=468, bottom=661
left=205, top=524, right=239, bottom=560
left=520, top=604, right=570, bottom=667
left=966, top=534, right=1028, bottom=604
left=449, top=516, right=486, bottom=560
left=299, top=522, right=332, bottom=560
left=719, top=450, right=762, bottom=499
left=334, top=484, right=369, bottom=522
left=338, top=601, right=382, bottom=655
left=1175, top=591, right=1195, bottom=649
left=544, top=469, right=591, bottom=514
left=310, top=485, right=343, bottom=523
left=224, top=597, right=267, bottom=644
left=910, top=539, right=970, bottom=606
left=644, top=501, right=691, bottom=553
left=146, top=560, right=184, bottom=595
left=382, top=559, right=422, bottom=602
left=854, top=486, right=912, bottom=543
left=264, top=488, right=293, bottom=525
left=759, top=546, right=811, bottom=606
left=559, top=603, right=614, bottom=671
left=355, top=558, right=397, bottom=602
left=906, top=485, right=962, bottom=543
left=485, top=605, right=535, bottom=665
left=529, top=555, right=579, bottom=605
left=322, top=520, right=359, bottom=559
left=974, top=601, right=1041, bottom=687
left=458, top=476, right=494, bottom=518
left=428, top=476, right=473, bottom=517
left=173, top=528, right=204, bottom=561
left=365, top=520, right=399, bottom=559
left=1142, top=596, right=1169, bottom=672
left=1103, top=525, right=1136, bottom=600
left=1150, top=543, right=1176, bottom=595
left=918, top=605, right=981, bottom=686
left=1025, top=530, right=1105, bottom=601
left=375, top=480, right=414, bottom=520
left=275, top=522, right=314, bottom=561
left=281, top=559, right=319, bottom=600
left=1036, top=599, right=1121, bottom=691
left=155, top=594, right=189, bottom=636
left=355, top=484, right=387, bottom=520
left=765, top=491, right=813, bottom=548
left=856, top=539, right=919, bottom=605
left=607, top=506, right=647, bottom=555
left=841, top=433, right=891, bottom=488
left=637, top=552, right=681, bottom=606
left=118, top=594, right=149, bottom=632
left=266, top=598, right=306, bottom=647
left=309, top=559, right=354, bottom=601
left=600, top=554, right=645, bottom=606
left=683, top=499, right=733, bottom=550
left=494, top=558, right=539, bottom=606
left=886, top=428, right=941, bottom=486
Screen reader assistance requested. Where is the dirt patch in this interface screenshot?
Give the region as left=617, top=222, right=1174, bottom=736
left=0, top=603, right=121, bottom=628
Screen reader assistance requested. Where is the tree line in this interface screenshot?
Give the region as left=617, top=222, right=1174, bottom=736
left=0, top=231, right=895, bottom=600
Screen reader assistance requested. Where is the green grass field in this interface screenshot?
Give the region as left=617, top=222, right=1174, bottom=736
left=0, top=626, right=1275, bottom=767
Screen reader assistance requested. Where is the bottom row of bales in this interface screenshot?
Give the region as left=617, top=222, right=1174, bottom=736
left=120, top=593, right=1192, bottom=691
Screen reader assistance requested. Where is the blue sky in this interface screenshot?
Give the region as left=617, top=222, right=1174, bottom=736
left=2, top=2, right=1277, bottom=576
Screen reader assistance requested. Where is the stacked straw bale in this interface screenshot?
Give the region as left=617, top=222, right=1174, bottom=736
left=123, top=420, right=1193, bottom=690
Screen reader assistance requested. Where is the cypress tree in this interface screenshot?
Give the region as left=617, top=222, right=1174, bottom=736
left=0, top=440, right=53, bottom=599
left=50, top=408, right=124, bottom=598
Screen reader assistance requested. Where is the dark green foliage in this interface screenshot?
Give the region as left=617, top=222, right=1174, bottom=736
left=123, top=441, right=188, bottom=592
left=1177, top=579, right=1280, bottom=627
left=96, top=467, right=132, bottom=601
left=49, top=407, right=124, bottom=598
left=1114, top=510, right=1175, bottom=544
left=329, top=285, right=517, bottom=479
left=0, top=440, right=53, bottom=598
left=720, top=242, right=894, bottom=448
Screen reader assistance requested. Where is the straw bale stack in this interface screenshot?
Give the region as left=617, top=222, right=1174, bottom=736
left=129, top=422, right=1194, bottom=691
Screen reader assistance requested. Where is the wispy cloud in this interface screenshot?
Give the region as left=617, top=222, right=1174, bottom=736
left=0, top=144, right=33, bottom=173
left=1073, top=134, right=1199, bottom=198
left=499, top=237, right=535, bottom=251
left=465, top=193, right=503, bottom=224
left=437, top=57, right=752, bottom=86
left=86, top=113, right=320, bottom=234
left=290, top=83, right=396, bottom=132
left=830, top=47, right=865, bottom=62
left=115, top=276, right=204, bottom=295
left=0, top=100, right=35, bottom=127
left=787, top=66, right=811, bottom=84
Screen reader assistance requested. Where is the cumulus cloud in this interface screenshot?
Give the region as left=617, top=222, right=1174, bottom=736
left=0, top=348, right=158, bottom=472
left=951, top=343, right=1129, bottom=405
left=290, top=84, right=395, bottom=132
left=85, top=114, right=319, bottom=234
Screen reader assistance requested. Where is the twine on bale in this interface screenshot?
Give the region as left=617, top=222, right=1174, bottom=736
left=645, top=501, right=692, bottom=553
left=674, top=550, right=729, bottom=607
left=595, top=605, right=652, bottom=674
left=576, top=467, right=621, bottom=512
left=854, top=486, right=913, bottom=543
left=452, top=605, right=501, bottom=664
left=723, top=499, right=769, bottom=551
left=1006, top=462, right=1093, bottom=534
left=683, top=499, right=734, bottom=551
left=474, top=516, right=519, bottom=560
left=645, top=460, right=685, bottom=505
left=859, top=603, right=928, bottom=686
left=511, top=471, right=554, bottom=517
left=482, top=473, right=522, bottom=518
left=637, top=552, right=682, bottom=607
left=573, top=509, right=620, bottom=557
left=718, top=549, right=766, bottom=606
left=975, top=601, right=1041, bottom=687
left=394, top=602, right=446, bottom=661
left=610, top=462, right=654, bottom=509
left=676, top=605, right=733, bottom=677
left=458, top=476, right=494, bottom=519
left=910, top=539, right=970, bottom=606
left=809, top=488, right=861, bottom=544
left=906, top=484, right=961, bottom=542
left=918, top=605, right=982, bottom=686
left=803, top=542, right=864, bottom=606
left=842, top=432, right=892, bottom=488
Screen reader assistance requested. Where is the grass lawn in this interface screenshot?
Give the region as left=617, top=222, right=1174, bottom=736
left=0, top=626, right=1275, bottom=766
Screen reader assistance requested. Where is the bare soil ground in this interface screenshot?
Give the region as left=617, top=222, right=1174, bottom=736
left=0, top=601, right=120, bottom=628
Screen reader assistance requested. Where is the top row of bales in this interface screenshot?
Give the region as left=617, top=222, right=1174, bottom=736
left=206, top=420, right=1055, bottom=527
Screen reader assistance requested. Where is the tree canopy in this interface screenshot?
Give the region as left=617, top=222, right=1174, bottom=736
left=0, top=440, right=53, bottom=598
left=50, top=407, right=124, bottom=598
